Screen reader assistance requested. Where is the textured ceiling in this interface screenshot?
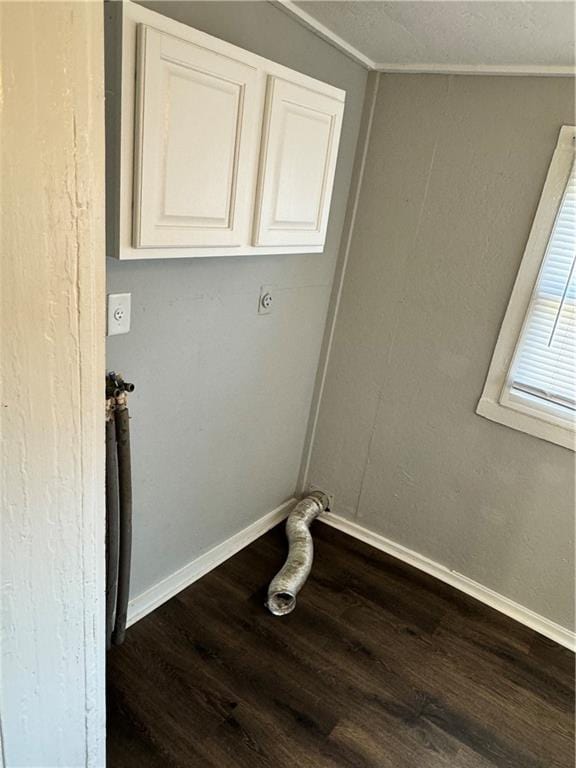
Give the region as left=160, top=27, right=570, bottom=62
left=294, top=1, right=575, bottom=68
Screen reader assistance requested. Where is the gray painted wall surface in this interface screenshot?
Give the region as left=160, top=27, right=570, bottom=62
left=107, top=2, right=367, bottom=598
left=308, top=74, right=575, bottom=629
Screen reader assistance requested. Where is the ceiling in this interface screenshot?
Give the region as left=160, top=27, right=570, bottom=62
left=279, top=1, right=575, bottom=74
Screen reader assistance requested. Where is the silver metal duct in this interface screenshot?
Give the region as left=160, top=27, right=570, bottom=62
left=266, top=490, right=329, bottom=616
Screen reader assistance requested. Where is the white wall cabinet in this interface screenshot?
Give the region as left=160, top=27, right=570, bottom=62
left=105, top=1, right=345, bottom=260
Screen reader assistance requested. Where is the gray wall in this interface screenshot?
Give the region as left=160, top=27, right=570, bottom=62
left=107, top=2, right=367, bottom=599
left=309, top=73, right=575, bottom=630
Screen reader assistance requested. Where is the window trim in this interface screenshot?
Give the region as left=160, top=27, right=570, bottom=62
left=477, top=125, right=575, bottom=451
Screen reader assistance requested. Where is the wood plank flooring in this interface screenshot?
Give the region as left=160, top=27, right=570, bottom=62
left=107, top=523, right=575, bottom=768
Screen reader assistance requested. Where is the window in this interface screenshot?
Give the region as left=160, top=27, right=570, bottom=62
left=477, top=125, right=575, bottom=450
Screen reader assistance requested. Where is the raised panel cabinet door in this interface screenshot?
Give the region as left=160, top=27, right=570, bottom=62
left=253, top=77, right=345, bottom=248
left=133, top=25, right=260, bottom=248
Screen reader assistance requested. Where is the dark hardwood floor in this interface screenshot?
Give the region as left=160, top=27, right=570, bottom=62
left=107, top=523, right=575, bottom=768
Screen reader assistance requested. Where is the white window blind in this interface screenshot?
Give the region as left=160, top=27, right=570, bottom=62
left=508, top=163, right=576, bottom=418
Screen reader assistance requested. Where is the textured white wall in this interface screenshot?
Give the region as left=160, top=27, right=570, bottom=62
left=309, top=73, right=576, bottom=631
left=1, top=2, right=106, bottom=765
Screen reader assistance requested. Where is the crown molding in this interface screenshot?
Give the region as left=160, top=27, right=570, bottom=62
left=273, top=1, right=576, bottom=78
left=272, top=0, right=375, bottom=69
left=373, top=62, right=576, bottom=77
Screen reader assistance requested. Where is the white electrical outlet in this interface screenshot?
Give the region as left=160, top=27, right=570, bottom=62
left=107, top=293, right=131, bottom=336
left=258, top=285, right=274, bottom=315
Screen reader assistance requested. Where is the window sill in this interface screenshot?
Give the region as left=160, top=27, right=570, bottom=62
left=476, top=396, right=575, bottom=450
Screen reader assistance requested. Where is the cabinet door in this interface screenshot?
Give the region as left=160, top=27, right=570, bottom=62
left=253, top=77, right=345, bottom=248
left=133, top=25, right=260, bottom=248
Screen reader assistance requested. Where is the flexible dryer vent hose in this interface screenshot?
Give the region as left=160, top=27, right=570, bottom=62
left=266, top=491, right=329, bottom=616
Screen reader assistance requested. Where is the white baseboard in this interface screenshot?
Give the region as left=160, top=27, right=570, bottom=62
left=126, top=499, right=575, bottom=652
left=320, top=512, right=576, bottom=652
left=127, top=498, right=296, bottom=627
